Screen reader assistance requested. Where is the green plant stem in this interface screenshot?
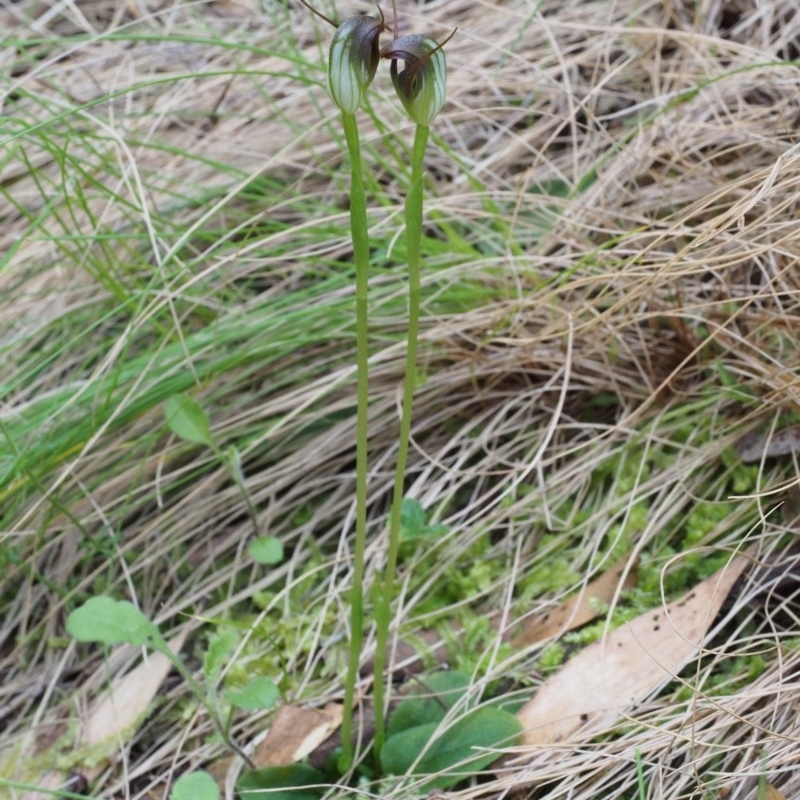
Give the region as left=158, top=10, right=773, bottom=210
left=339, top=110, right=371, bottom=771
left=149, top=639, right=255, bottom=768
left=373, top=123, right=430, bottom=758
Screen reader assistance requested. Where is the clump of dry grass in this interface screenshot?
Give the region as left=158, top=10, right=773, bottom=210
left=2, top=0, right=800, bottom=798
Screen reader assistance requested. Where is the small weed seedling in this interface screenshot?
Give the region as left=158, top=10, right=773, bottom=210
left=164, top=392, right=263, bottom=538
left=66, top=597, right=279, bottom=775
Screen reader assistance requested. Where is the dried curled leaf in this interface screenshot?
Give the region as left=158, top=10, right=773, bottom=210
left=517, top=551, right=752, bottom=747
left=512, top=555, right=637, bottom=648
left=734, top=424, right=800, bottom=463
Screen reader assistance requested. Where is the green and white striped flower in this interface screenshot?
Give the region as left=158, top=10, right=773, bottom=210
left=382, top=33, right=448, bottom=126
left=327, top=13, right=385, bottom=114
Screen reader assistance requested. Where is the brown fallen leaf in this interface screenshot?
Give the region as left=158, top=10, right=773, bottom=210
left=764, top=785, right=787, bottom=800
left=9, top=628, right=188, bottom=800
left=254, top=703, right=343, bottom=767
left=82, top=628, right=188, bottom=750
left=516, top=551, right=752, bottom=747
left=734, top=424, right=800, bottom=463
left=512, top=555, right=638, bottom=648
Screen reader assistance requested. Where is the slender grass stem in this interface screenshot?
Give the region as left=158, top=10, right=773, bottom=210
left=339, top=109, right=371, bottom=771
left=373, top=123, right=430, bottom=757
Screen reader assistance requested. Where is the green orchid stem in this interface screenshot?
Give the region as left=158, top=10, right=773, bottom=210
left=339, top=109, right=371, bottom=772
left=373, top=123, right=430, bottom=759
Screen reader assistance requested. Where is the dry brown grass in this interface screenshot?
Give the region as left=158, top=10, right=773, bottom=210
left=2, top=0, right=800, bottom=798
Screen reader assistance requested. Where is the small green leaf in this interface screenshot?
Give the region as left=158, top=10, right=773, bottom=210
left=249, top=536, right=284, bottom=565
left=715, top=360, right=757, bottom=404
left=66, top=597, right=163, bottom=649
left=171, top=770, right=220, bottom=800
left=165, top=393, right=215, bottom=448
left=203, top=629, right=238, bottom=683
left=236, top=764, right=325, bottom=800
left=381, top=721, right=439, bottom=775
left=383, top=706, right=523, bottom=790
left=399, top=498, right=449, bottom=541
left=416, top=707, right=522, bottom=788
left=224, top=677, right=280, bottom=710
left=400, top=497, right=425, bottom=532
left=388, top=671, right=471, bottom=737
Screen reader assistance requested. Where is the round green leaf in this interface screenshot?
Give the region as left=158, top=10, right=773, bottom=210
left=236, top=764, right=325, bottom=800
left=66, top=597, right=162, bottom=648
left=381, top=721, right=439, bottom=776
left=416, top=707, right=523, bottom=789
left=388, top=671, right=471, bottom=737
left=224, top=676, right=280, bottom=710
left=171, top=770, right=220, bottom=800
left=383, top=707, right=522, bottom=790
left=248, top=536, right=284, bottom=565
